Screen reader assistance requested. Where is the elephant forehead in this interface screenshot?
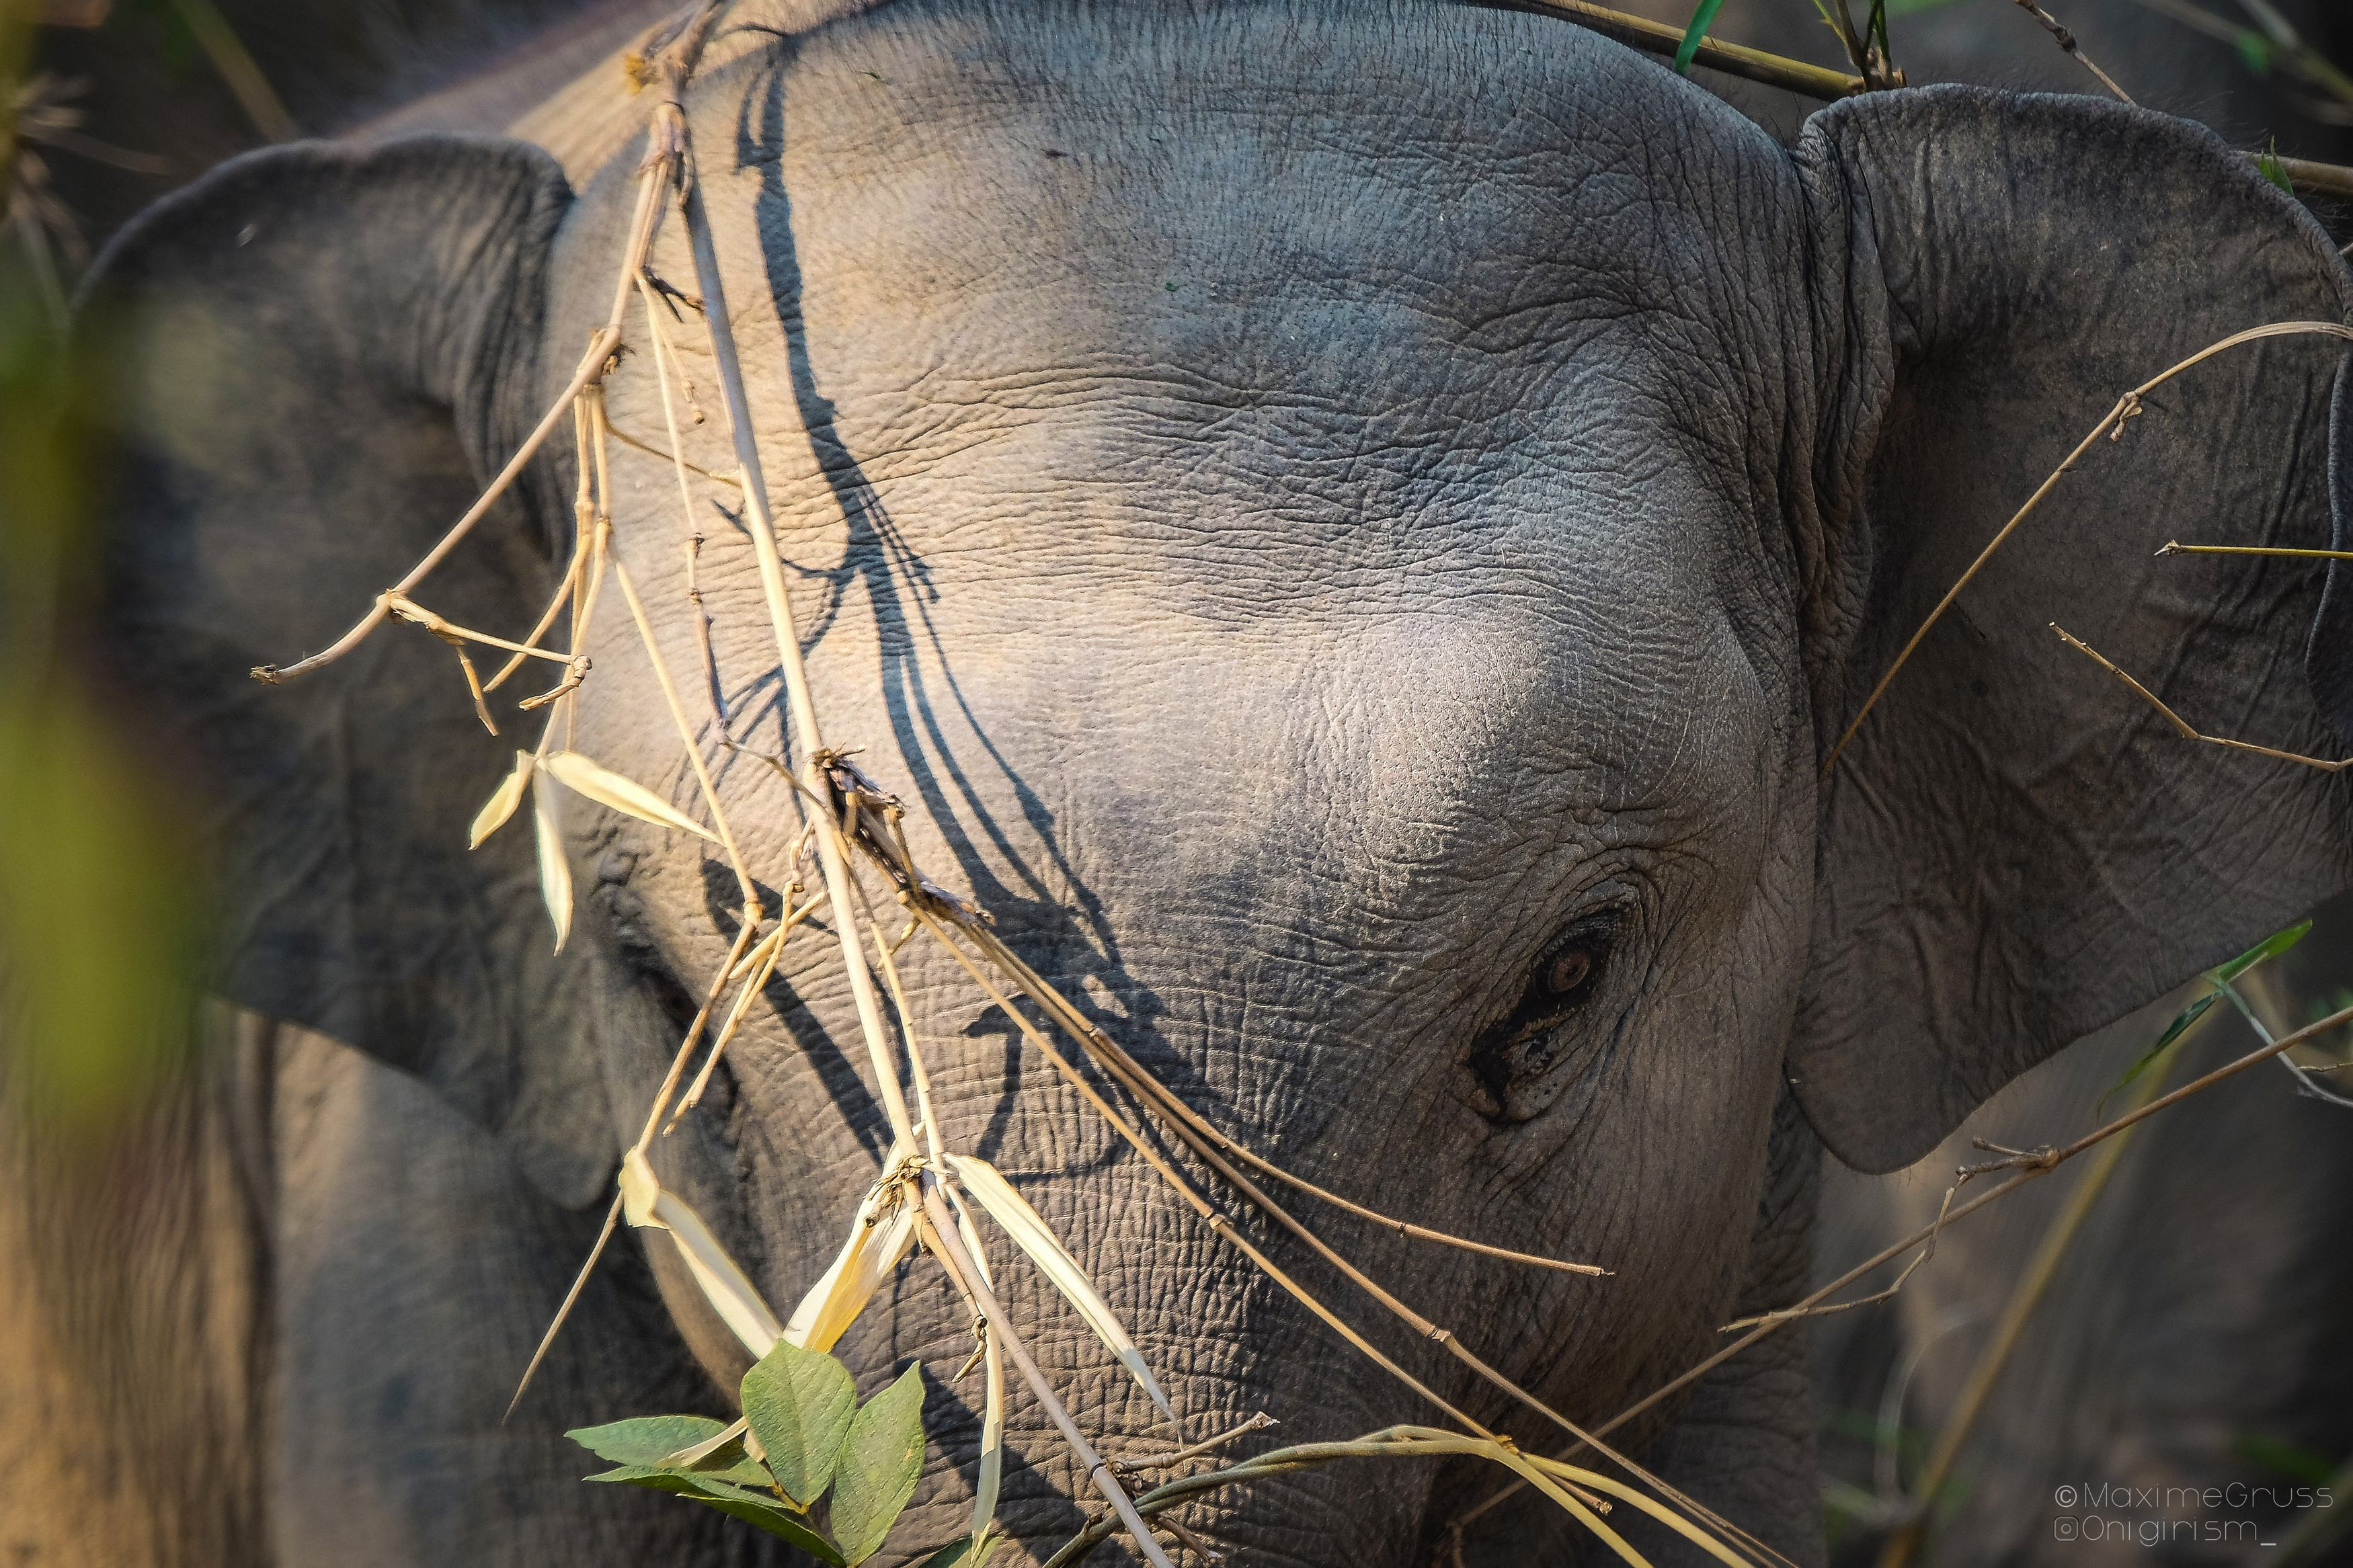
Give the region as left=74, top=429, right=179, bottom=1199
left=677, top=0, right=1797, bottom=542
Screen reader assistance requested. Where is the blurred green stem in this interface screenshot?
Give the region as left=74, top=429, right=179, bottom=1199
left=167, top=0, right=294, bottom=140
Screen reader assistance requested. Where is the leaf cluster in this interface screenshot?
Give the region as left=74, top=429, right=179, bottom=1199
left=570, top=1344, right=946, bottom=1567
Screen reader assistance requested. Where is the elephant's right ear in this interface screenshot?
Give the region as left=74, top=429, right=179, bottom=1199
left=89, top=136, right=614, bottom=1204
left=1786, top=88, right=2353, bottom=1175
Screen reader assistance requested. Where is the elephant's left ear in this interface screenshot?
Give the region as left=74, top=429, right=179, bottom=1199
left=89, top=136, right=616, bottom=1204
left=1788, top=87, right=2353, bottom=1173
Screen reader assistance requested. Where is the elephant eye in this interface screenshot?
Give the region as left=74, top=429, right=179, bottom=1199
left=1544, top=944, right=1597, bottom=999
left=1455, top=920, right=1618, bottom=1124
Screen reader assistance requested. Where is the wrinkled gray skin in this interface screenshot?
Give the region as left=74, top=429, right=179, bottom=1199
left=78, top=1, right=2353, bottom=1564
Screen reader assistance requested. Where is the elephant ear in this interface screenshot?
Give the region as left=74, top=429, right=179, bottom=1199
left=90, top=136, right=613, bottom=1204
left=1790, top=87, right=2353, bottom=1173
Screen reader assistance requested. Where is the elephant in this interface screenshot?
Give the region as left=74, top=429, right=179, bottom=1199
left=31, top=0, right=2353, bottom=1564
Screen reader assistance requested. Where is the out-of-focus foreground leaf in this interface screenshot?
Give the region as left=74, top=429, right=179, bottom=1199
left=1, top=188, right=203, bottom=1145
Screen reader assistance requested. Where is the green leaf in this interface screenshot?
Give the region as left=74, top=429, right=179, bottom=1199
left=742, top=1339, right=859, bottom=1509
left=2100, top=921, right=2313, bottom=1110
left=1675, top=0, right=1728, bottom=74
left=2102, top=991, right=2216, bottom=1111
left=2235, top=30, right=2276, bottom=77
left=830, top=1364, right=929, bottom=1566
left=588, top=1468, right=846, bottom=1563
left=2215, top=919, right=2310, bottom=984
left=2259, top=142, right=2295, bottom=196
left=565, top=1415, right=772, bottom=1487
left=916, top=1535, right=998, bottom=1568
left=568, top=1415, right=731, bottom=1467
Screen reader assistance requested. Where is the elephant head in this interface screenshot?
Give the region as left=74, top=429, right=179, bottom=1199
left=87, top=1, right=2353, bottom=1562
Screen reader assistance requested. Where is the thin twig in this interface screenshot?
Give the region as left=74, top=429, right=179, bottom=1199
left=918, top=1181, right=1179, bottom=1568
left=1821, top=321, right=2353, bottom=778
left=908, top=909, right=1492, bottom=1435
left=2050, top=622, right=2353, bottom=771
left=949, top=921, right=1792, bottom=1568
left=668, top=894, right=829, bottom=1128
left=1507, top=0, right=1869, bottom=97
left=2004, top=0, right=2135, bottom=101
left=2158, top=540, right=2353, bottom=561
left=385, top=593, right=578, bottom=665
left=505, top=1192, right=623, bottom=1421
left=506, top=917, right=761, bottom=1417
left=1872, top=1035, right=2186, bottom=1568
left=1111, top=1413, right=1279, bottom=1476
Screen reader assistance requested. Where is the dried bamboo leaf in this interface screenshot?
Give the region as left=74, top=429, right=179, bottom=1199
left=781, top=1149, right=920, bottom=1355
left=471, top=751, right=533, bottom=849
left=945, top=1153, right=1174, bottom=1423
left=621, top=1149, right=784, bottom=1358
left=532, top=770, right=573, bottom=953
left=544, top=749, right=720, bottom=841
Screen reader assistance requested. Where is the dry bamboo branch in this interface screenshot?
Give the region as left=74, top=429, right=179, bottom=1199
left=252, top=331, right=620, bottom=683
left=2158, top=540, right=2353, bottom=561
left=2005, top=0, right=2135, bottom=101
left=909, top=908, right=1494, bottom=1434
left=484, top=545, right=585, bottom=692
left=1821, top=321, right=2353, bottom=778
left=1507, top=0, right=1868, bottom=97
left=668, top=895, right=830, bottom=1126
left=950, top=923, right=1786, bottom=1568
left=918, top=1181, right=1179, bottom=1568
left=1111, top=1413, right=1280, bottom=1477
left=385, top=593, right=580, bottom=665
left=666, top=113, right=915, bottom=1150
left=632, top=275, right=733, bottom=741
left=609, top=554, right=768, bottom=899
left=2050, top=622, right=2353, bottom=770
left=504, top=1190, right=623, bottom=1421
left=506, top=916, right=761, bottom=1417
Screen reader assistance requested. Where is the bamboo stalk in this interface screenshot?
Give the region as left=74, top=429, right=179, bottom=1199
left=1505, top=0, right=1867, bottom=97
left=918, top=1181, right=1179, bottom=1568
left=663, top=86, right=914, bottom=1149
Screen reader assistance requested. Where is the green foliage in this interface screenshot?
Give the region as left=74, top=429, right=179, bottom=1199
left=916, top=1536, right=1000, bottom=1568
left=0, top=218, right=205, bottom=1146
left=588, top=1467, right=848, bottom=1561
left=2231, top=1431, right=2341, bottom=1487
left=572, top=1356, right=928, bottom=1565
left=567, top=1415, right=769, bottom=1487
left=830, top=1364, right=930, bottom=1565
left=2103, top=921, right=2311, bottom=1108
left=1675, top=0, right=1727, bottom=75
left=744, top=1338, right=861, bottom=1508
left=2259, top=140, right=2296, bottom=194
